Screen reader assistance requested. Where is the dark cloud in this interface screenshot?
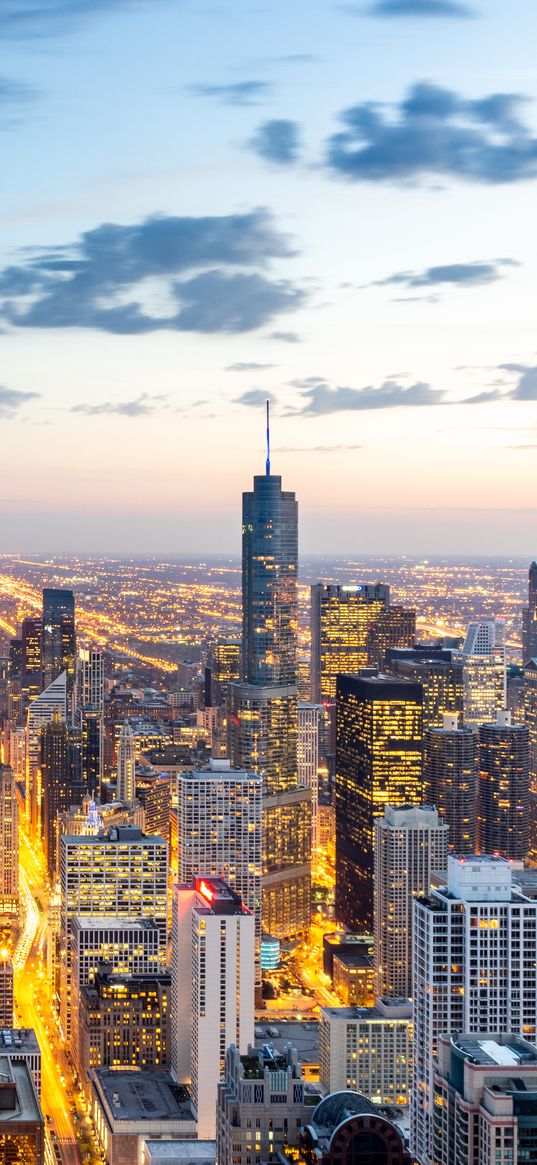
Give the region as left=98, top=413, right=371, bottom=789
left=297, top=379, right=446, bottom=414
left=326, top=82, right=537, bottom=184
left=188, top=81, right=272, bottom=106
left=226, top=362, right=276, bottom=371
left=71, top=394, right=166, bottom=417
left=0, top=385, right=40, bottom=415
left=0, top=209, right=304, bottom=334
left=0, top=0, right=157, bottom=38
left=374, top=258, right=519, bottom=290
left=269, top=330, right=301, bottom=343
left=369, top=0, right=474, bottom=17
left=250, top=119, right=301, bottom=164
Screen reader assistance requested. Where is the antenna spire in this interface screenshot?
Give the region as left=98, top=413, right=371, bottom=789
left=265, top=398, right=271, bottom=476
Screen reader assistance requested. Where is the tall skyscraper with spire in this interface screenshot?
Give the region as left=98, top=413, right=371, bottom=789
left=229, top=403, right=311, bottom=939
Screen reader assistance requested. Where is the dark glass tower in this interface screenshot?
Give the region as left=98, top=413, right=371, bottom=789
left=41, top=709, right=70, bottom=879
left=477, top=712, right=529, bottom=860
left=424, top=714, right=478, bottom=852
left=523, top=561, right=537, bottom=664
left=42, top=589, right=76, bottom=704
left=230, top=410, right=311, bottom=940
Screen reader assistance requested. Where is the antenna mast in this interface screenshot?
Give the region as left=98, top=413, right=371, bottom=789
left=265, top=399, right=271, bottom=476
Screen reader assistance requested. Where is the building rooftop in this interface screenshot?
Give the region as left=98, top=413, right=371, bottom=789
left=321, top=999, right=412, bottom=1022
left=71, top=916, right=163, bottom=934
left=0, top=1059, right=43, bottom=1127
left=452, top=1034, right=537, bottom=1068
left=94, top=1069, right=195, bottom=1123
left=191, top=876, right=250, bottom=917
left=254, top=1020, right=319, bottom=1065
left=143, top=1142, right=216, bottom=1164
left=0, top=1029, right=39, bottom=1053
left=62, top=825, right=165, bottom=845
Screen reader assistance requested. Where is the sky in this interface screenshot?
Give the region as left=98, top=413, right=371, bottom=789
left=1, top=0, right=537, bottom=555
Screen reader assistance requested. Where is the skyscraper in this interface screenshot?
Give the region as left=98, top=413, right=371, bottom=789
left=388, top=649, right=463, bottom=732
left=335, top=671, right=423, bottom=930
left=311, top=583, right=390, bottom=703
left=230, top=418, right=311, bottom=939
left=522, top=561, right=537, bottom=663
left=477, top=711, right=529, bottom=860
left=525, top=657, right=537, bottom=861
left=374, top=804, right=448, bottom=999
left=365, top=605, right=416, bottom=670
left=40, top=709, right=70, bottom=879
left=298, top=702, right=330, bottom=853
left=77, top=647, right=104, bottom=711
left=171, top=876, right=255, bottom=1139
left=461, top=619, right=506, bottom=727
left=424, top=713, right=478, bottom=853
left=116, top=720, right=136, bottom=803
left=412, top=855, right=537, bottom=1165
left=26, top=670, right=67, bottom=835
left=0, top=765, right=19, bottom=918
left=20, top=617, right=43, bottom=720
left=42, top=589, right=76, bottom=705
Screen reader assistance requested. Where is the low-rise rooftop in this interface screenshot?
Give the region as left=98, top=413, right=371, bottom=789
left=94, top=1069, right=195, bottom=1123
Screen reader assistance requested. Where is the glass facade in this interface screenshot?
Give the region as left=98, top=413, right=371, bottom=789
left=311, top=583, right=390, bottom=703
left=42, top=587, right=76, bottom=701
left=477, top=720, right=530, bottom=859
left=242, top=475, right=298, bottom=687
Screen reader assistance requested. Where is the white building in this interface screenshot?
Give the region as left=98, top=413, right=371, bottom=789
left=461, top=620, right=506, bottom=727
left=116, top=720, right=136, bottom=803
left=412, top=854, right=537, bottom=1165
left=319, top=999, right=412, bottom=1105
left=298, top=703, right=329, bottom=853
left=0, top=765, right=18, bottom=917
left=78, top=647, right=105, bottom=712
left=172, top=876, right=255, bottom=1140
left=374, top=804, right=448, bottom=999
left=177, top=760, right=261, bottom=991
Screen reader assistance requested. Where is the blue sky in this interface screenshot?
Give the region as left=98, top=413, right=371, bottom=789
left=1, top=0, right=537, bottom=554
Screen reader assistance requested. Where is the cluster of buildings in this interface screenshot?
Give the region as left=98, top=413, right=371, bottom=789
left=2, top=434, right=537, bottom=1164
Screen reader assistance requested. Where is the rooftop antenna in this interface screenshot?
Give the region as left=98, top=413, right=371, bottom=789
left=265, top=398, right=271, bottom=476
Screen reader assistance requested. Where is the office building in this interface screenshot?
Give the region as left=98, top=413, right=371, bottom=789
left=298, top=703, right=330, bottom=853
left=374, top=804, right=448, bottom=1000
left=172, top=876, right=255, bottom=1139
left=434, top=1032, right=537, bottom=1165
left=26, top=669, right=67, bottom=834
left=205, top=640, right=241, bottom=708
left=40, top=709, right=70, bottom=878
left=311, top=583, right=390, bottom=703
left=60, top=826, right=168, bottom=1041
left=477, top=712, right=530, bottom=860
left=79, top=704, right=103, bottom=797
left=0, top=1058, right=44, bottom=1164
left=138, top=771, right=171, bottom=841
left=286, top=1092, right=412, bottom=1165
left=230, top=442, right=311, bottom=940
left=216, top=1043, right=321, bottom=1165
left=424, top=714, right=478, bottom=853
left=335, top=671, right=423, bottom=930
left=332, top=947, right=374, bottom=1007
left=319, top=999, right=412, bottom=1104
left=0, top=955, right=14, bottom=1026
left=42, top=587, right=76, bottom=707
left=91, top=1069, right=196, bottom=1165
left=78, top=967, right=170, bottom=1094
left=523, top=561, right=537, bottom=663
left=526, top=657, right=537, bottom=860
left=412, top=855, right=537, bottom=1165
left=20, top=616, right=43, bottom=719
left=116, top=719, right=136, bottom=803
left=365, top=605, right=416, bottom=670
left=177, top=759, right=262, bottom=990
left=388, top=650, right=463, bottom=732
left=78, top=646, right=104, bottom=711
left=0, top=765, right=18, bottom=917
left=462, top=619, right=506, bottom=727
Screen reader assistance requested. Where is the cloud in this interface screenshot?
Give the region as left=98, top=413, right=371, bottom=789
left=0, top=209, right=304, bottom=334
left=0, top=77, right=36, bottom=123
left=0, top=0, right=156, bottom=38
left=188, top=81, right=272, bottom=106
left=269, top=330, right=301, bottom=343
left=71, top=393, right=167, bottom=417
left=0, top=385, right=40, bottom=415
left=277, top=444, right=363, bottom=453
left=369, top=0, right=474, bottom=17
left=235, top=389, right=277, bottom=407
left=250, top=119, right=301, bottom=164
left=226, top=362, right=276, bottom=372
left=500, top=365, right=537, bottom=400
left=297, top=378, right=446, bottom=414
left=326, top=82, right=537, bottom=184
left=374, top=258, right=519, bottom=290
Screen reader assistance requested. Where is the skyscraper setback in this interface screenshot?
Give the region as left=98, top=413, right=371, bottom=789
left=230, top=414, right=311, bottom=938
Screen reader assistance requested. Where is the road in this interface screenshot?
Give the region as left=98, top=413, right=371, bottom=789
left=14, top=834, right=100, bottom=1165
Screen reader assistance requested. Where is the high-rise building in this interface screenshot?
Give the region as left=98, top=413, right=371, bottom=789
left=172, top=876, right=255, bottom=1139
left=434, top=1032, right=537, bottom=1165
left=319, top=999, right=412, bottom=1105
left=230, top=439, right=311, bottom=939
left=77, top=967, right=170, bottom=1096
left=79, top=705, right=102, bottom=797
left=298, top=702, right=330, bottom=853
left=477, top=711, right=530, bottom=860
left=20, top=617, right=43, bottom=719
left=461, top=619, right=506, bottom=727
left=217, top=1044, right=320, bottom=1165
left=388, top=649, right=463, bottom=732
left=26, top=670, right=67, bottom=834
left=412, top=855, right=537, bottom=1165
left=205, top=640, right=241, bottom=707
left=365, top=605, right=416, bottom=670
left=374, top=804, right=448, bottom=1000
left=525, top=657, right=537, bottom=861
left=335, top=671, right=423, bottom=930
left=59, top=825, right=168, bottom=1042
left=0, top=765, right=18, bottom=917
left=177, top=759, right=262, bottom=990
left=523, top=561, right=537, bottom=663
left=42, top=588, right=76, bottom=705
left=424, top=713, right=478, bottom=853
left=311, top=583, right=390, bottom=703
left=40, top=709, right=70, bottom=879
left=0, top=954, right=14, bottom=1026
left=77, top=647, right=104, bottom=711
left=116, top=720, right=136, bottom=803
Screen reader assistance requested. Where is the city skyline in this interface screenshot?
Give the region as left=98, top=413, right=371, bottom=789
left=1, top=0, right=537, bottom=553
